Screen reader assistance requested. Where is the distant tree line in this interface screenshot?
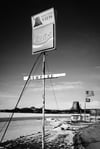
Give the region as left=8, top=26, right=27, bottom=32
left=0, top=106, right=100, bottom=115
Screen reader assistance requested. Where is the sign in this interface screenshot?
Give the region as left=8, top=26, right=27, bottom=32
left=31, top=8, right=56, bottom=54
left=86, top=90, right=94, bottom=97
left=23, top=73, right=66, bottom=81
left=85, top=98, right=91, bottom=102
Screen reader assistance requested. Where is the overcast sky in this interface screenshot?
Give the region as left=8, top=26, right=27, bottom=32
left=0, top=1, right=100, bottom=109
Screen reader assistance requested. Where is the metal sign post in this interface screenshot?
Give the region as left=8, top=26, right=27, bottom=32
left=42, top=52, right=46, bottom=149
left=84, top=99, right=86, bottom=121
left=84, top=90, right=94, bottom=121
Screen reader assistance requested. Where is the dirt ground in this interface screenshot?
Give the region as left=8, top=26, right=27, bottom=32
left=0, top=120, right=100, bottom=149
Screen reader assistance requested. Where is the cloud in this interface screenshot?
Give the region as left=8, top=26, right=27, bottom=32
left=49, top=81, right=83, bottom=91
left=89, top=74, right=100, bottom=82
left=25, top=81, right=83, bottom=92
left=96, top=66, right=100, bottom=69
left=0, top=92, right=17, bottom=99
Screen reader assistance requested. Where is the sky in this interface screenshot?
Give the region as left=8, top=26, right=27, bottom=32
left=0, top=1, right=100, bottom=110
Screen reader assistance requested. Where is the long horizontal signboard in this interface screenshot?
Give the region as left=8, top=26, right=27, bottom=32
left=31, top=8, right=56, bottom=54
left=23, top=73, right=66, bottom=81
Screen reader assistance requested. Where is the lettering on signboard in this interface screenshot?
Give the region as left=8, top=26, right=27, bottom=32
left=34, top=31, right=52, bottom=44
left=39, top=75, right=43, bottom=79
left=41, top=12, right=53, bottom=24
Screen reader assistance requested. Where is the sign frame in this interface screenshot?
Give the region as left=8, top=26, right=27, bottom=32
left=31, top=8, right=56, bottom=55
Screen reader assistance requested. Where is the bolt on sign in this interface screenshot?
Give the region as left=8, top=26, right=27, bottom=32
left=31, top=8, right=56, bottom=54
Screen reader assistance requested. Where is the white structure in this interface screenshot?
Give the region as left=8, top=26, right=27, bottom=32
left=23, top=73, right=66, bottom=81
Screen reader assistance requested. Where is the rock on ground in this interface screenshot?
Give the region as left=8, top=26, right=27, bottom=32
left=73, top=122, right=100, bottom=149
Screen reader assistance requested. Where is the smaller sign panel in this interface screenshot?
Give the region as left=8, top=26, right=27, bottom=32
left=31, top=8, right=56, bottom=54
left=86, top=90, right=94, bottom=97
left=85, top=98, right=91, bottom=102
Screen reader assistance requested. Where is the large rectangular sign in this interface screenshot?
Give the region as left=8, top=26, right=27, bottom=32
left=31, top=8, right=56, bottom=54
